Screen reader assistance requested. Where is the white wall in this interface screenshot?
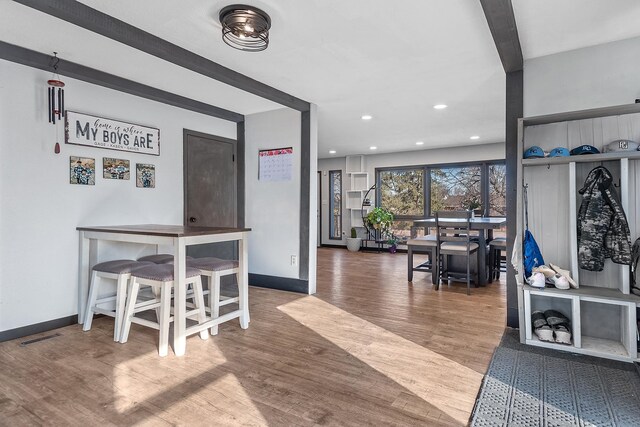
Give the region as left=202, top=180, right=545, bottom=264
left=317, top=142, right=505, bottom=245
left=244, top=108, right=302, bottom=279
left=524, top=36, right=640, bottom=117
left=0, top=60, right=236, bottom=332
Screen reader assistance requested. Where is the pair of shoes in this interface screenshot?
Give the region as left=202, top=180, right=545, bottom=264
left=531, top=310, right=572, bottom=344
left=527, top=272, right=546, bottom=288
left=549, top=263, right=578, bottom=289
left=533, top=265, right=570, bottom=290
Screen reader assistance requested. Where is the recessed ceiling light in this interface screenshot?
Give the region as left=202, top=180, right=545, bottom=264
left=433, top=104, right=447, bottom=110
left=416, top=141, right=424, bottom=145
left=369, top=146, right=377, bottom=150
left=361, top=115, right=373, bottom=120
left=470, top=135, right=480, bottom=140
left=329, top=150, right=336, bottom=154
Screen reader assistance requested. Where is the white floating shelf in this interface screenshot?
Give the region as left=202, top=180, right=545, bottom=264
left=522, top=151, right=640, bottom=167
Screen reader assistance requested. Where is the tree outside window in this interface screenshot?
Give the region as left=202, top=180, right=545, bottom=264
left=329, top=171, right=342, bottom=239
left=379, top=169, right=424, bottom=217
left=430, top=166, right=482, bottom=214
left=489, top=164, right=506, bottom=216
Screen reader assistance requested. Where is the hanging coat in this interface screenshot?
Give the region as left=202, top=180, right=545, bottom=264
left=577, top=166, right=631, bottom=271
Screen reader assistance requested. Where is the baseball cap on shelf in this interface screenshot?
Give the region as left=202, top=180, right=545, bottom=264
left=570, top=145, right=600, bottom=156
left=548, top=147, right=570, bottom=157
left=604, top=139, right=639, bottom=152
left=524, top=146, right=545, bottom=159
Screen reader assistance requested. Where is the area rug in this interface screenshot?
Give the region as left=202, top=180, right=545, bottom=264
left=470, top=329, right=640, bottom=426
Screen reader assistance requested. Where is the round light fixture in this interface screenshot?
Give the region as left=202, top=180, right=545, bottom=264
left=329, top=150, right=336, bottom=154
left=369, top=146, right=377, bottom=150
left=433, top=104, right=447, bottom=110
left=219, top=5, right=271, bottom=52
left=361, top=115, right=373, bottom=120
left=470, top=135, right=480, bottom=140
left=416, top=141, right=424, bottom=145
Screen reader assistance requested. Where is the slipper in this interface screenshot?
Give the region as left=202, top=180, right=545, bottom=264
left=550, top=263, right=578, bottom=289
left=553, top=324, right=572, bottom=345
left=532, top=310, right=554, bottom=342
left=544, top=309, right=570, bottom=327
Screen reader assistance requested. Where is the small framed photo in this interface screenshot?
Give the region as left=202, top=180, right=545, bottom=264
left=70, top=156, right=95, bottom=185
left=136, top=163, right=155, bottom=188
left=103, top=158, right=130, bottom=180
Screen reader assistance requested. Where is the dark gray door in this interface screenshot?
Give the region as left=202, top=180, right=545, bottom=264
left=184, top=129, right=237, bottom=259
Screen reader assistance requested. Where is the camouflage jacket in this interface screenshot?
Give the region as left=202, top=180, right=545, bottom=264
left=577, top=166, right=631, bottom=271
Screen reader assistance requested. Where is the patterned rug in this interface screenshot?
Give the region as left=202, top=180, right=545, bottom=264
left=471, top=330, right=640, bottom=426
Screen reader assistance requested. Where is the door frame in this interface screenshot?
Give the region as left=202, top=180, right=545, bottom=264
left=183, top=128, right=241, bottom=227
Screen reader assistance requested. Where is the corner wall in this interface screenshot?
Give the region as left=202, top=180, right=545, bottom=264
left=0, top=59, right=236, bottom=332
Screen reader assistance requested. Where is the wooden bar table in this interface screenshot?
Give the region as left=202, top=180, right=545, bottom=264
left=77, top=224, right=251, bottom=356
left=412, top=217, right=506, bottom=286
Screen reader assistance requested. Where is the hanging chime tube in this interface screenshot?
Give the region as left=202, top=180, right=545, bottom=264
left=48, top=87, right=52, bottom=123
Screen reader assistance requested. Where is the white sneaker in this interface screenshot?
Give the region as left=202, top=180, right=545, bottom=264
left=532, top=265, right=555, bottom=278
left=550, top=274, right=570, bottom=290
left=550, top=264, right=578, bottom=289
left=527, top=272, right=546, bottom=288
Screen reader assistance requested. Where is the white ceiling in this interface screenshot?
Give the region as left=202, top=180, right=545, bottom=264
left=513, top=0, right=640, bottom=59
left=2, top=1, right=640, bottom=159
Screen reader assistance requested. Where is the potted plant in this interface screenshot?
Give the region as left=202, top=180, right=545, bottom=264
left=346, top=227, right=362, bottom=252
left=387, top=237, right=399, bottom=253
left=365, top=207, right=394, bottom=238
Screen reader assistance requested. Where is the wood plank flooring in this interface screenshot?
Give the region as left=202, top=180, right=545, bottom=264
left=0, top=248, right=506, bottom=426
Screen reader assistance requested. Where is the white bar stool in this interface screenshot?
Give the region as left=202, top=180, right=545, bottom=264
left=82, top=260, right=152, bottom=341
left=188, top=257, right=241, bottom=335
left=120, top=264, right=208, bottom=356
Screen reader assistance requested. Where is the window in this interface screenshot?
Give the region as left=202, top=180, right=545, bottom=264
left=378, top=169, right=424, bottom=217
left=329, top=170, right=342, bottom=239
left=430, top=165, right=482, bottom=215
left=489, top=164, right=506, bottom=216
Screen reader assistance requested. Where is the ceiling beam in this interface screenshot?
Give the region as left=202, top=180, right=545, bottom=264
left=479, top=0, right=523, bottom=72
left=13, top=0, right=311, bottom=112
left=0, top=41, right=244, bottom=122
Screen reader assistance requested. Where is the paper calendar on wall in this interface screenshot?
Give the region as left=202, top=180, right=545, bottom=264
left=258, top=147, right=293, bottom=181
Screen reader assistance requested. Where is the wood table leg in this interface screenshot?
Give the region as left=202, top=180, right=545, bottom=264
left=478, top=229, right=487, bottom=286
left=173, top=238, right=187, bottom=356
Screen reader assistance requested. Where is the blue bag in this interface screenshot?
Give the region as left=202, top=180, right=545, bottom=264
left=523, top=185, right=544, bottom=277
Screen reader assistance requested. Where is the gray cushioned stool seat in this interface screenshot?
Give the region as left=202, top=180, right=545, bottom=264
left=131, top=264, right=202, bottom=281
left=407, top=236, right=438, bottom=247
left=137, top=254, right=194, bottom=264
left=189, top=257, right=239, bottom=271
left=441, top=242, right=479, bottom=251
left=92, top=260, right=153, bottom=274
left=489, top=238, right=507, bottom=248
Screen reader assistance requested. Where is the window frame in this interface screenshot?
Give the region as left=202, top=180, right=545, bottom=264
left=375, top=159, right=505, bottom=220
left=328, top=169, right=343, bottom=240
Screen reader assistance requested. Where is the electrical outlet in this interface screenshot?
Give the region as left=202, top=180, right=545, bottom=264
left=291, top=255, right=298, bottom=266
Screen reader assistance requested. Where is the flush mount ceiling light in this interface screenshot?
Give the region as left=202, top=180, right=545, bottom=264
left=329, top=150, right=337, bottom=154
left=219, top=4, right=271, bottom=52
left=470, top=135, right=480, bottom=140
left=433, top=104, right=447, bottom=110
left=369, top=146, right=377, bottom=150
left=415, top=141, right=424, bottom=145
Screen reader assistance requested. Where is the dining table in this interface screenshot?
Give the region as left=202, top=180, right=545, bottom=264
left=412, top=217, right=506, bottom=286
left=76, top=224, right=250, bottom=356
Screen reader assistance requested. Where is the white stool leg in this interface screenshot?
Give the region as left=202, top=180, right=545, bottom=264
left=210, top=272, right=221, bottom=336
left=82, top=270, right=100, bottom=332
left=113, top=274, right=129, bottom=342
left=120, top=278, right=140, bottom=344
left=158, top=281, right=172, bottom=357
left=192, top=277, right=209, bottom=340
left=237, top=272, right=249, bottom=329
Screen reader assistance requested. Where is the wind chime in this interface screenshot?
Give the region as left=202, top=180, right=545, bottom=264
left=47, top=52, right=65, bottom=154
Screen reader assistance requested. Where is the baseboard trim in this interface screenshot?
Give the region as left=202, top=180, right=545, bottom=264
left=320, top=244, right=346, bottom=249
left=0, top=315, right=78, bottom=343
left=249, top=273, right=308, bottom=293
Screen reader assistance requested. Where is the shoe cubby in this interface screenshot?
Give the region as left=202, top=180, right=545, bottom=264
left=523, top=288, right=578, bottom=350
left=579, top=299, right=637, bottom=361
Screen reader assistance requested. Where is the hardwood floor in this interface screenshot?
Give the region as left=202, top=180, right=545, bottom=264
left=0, top=248, right=506, bottom=426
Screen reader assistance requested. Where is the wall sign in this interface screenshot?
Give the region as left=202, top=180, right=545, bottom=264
left=65, top=111, right=160, bottom=156
left=259, top=147, right=293, bottom=181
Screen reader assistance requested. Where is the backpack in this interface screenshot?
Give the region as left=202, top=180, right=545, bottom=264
left=631, top=238, right=640, bottom=296
left=523, top=184, right=545, bottom=277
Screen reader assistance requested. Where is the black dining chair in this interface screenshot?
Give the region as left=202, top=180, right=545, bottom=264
left=434, top=210, right=480, bottom=295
